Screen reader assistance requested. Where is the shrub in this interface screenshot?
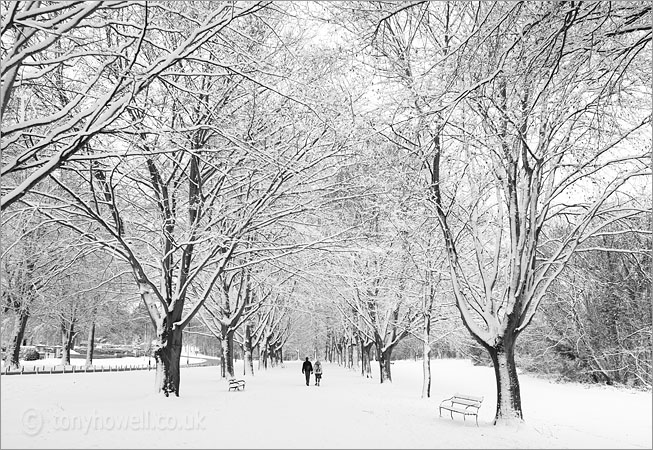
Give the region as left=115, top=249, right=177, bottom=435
left=23, top=349, right=40, bottom=361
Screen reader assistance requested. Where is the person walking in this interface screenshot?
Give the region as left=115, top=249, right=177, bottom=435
left=314, top=360, right=323, bottom=386
left=301, top=357, right=313, bottom=386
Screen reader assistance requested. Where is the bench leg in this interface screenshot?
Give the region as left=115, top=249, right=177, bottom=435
left=476, top=415, right=479, bottom=427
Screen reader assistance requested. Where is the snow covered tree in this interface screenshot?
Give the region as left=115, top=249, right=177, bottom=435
left=1, top=221, right=44, bottom=369
left=6, top=2, right=346, bottom=396
left=1, top=1, right=273, bottom=210
left=198, top=265, right=277, bottom=378
left=425, top=3, right=651, bottom=423
left=1, top=209, right=107, bottom=368
left=334, top=0, right=651, bottom=422
left=524, top=216, right=652, bottom=388
left=336, top=214, right=421, bottom=383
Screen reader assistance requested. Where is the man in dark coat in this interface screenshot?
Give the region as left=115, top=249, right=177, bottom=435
left=301, top=357, right=313, bottom=386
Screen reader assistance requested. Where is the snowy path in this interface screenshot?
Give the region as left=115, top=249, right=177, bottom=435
left=1, top=359, right=651, bottom=449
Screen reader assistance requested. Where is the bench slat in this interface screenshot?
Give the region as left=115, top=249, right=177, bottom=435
left=440, top=405, right=479, bottom=415
left=453, top=393, right=483, bottom=402
left=448, top=397, right=481, bottom=407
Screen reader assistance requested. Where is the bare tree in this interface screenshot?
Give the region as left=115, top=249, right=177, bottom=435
left=2, top=220, right=43, bottom=368
left=341, top=1, right=651, bottom=422
left=426, top=3, right=651, bottom=423
left=1, top=1, right=270, bottom=210
left=1, top=210, right=99, bottom=368
left=527, top=217, right=652, bottom=388
left=198, top=266, right=276, bottom=378
left=336, top=237, right=420, bottom=383
left=8, top=1, right=348, bottom=397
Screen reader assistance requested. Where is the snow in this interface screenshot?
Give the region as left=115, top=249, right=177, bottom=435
left=1, top=358, right=650, bottom=449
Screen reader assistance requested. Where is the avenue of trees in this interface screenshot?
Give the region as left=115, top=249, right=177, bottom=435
left=2, top=1, right=650, bottom=425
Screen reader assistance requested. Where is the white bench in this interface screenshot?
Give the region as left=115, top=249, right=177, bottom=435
left=439, top=393, right=483, bottom=426
left=228, top=378, right=246, bottom=391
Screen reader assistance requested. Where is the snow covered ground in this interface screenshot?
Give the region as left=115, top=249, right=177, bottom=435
left=1, top=358, right=650, bottom=449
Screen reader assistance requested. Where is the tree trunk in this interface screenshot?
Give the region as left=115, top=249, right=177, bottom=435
left=61, top=321, right=75, bottom=366
left=422, top=317, right=431, bottom=398
left=487, top=339, right=523, bottom=424
left=85, top=320, right=96, bottom=367
left=221, top=329, right=234, bottom=378
left=261, top=340, right=269, bottom=370
left=347, top=342, right=354, bottom=369
left=269, top=347, right=275, bottom=367
left=153, top=323, right=183, bottom=397
left=216, top=337, right=226, bottom=377
left=241, top=343, right=246, bottom=376
left=361, top=341, right=373, bottom=378
left=6, top=308, right=30, bottom=369
left=244, top=323, right=254, bottom=375
left=377, top=347, right=393, bottom=383
left=354, top=341, right=360, bottom=368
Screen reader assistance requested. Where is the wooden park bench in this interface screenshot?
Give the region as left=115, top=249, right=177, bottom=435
left=439, top=393, right=484, bottom=426
left=228, top=378, right=246, bottom=391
